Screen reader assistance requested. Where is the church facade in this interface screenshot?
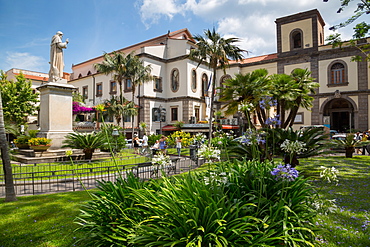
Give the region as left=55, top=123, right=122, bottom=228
left=67, top=9, right=370, bottom=135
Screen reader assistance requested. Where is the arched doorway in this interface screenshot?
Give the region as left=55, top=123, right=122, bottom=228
left=323, top=98, right=355, bottom=132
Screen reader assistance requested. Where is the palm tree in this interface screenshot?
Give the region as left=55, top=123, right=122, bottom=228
left=269, top=73, right=299, bottom=129
left=219, top=69, right=270, bottom=129
left=94, top=51, right=134, bottom=127
left=104, top=96, right=124, bottom=126
left=62, top=132, right=106, bottom=160
left=0, top=91, right=17, bottom=202
left=190, top=28, right=245, bottom=142
left=284, top=68, right=319, bottom=128
left=127, top=55, right=152, bottom=138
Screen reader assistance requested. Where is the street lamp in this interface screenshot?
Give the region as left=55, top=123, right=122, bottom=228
left=155, top=105, right=166, bottom=135
left=112, top=129, right=120, bottom=154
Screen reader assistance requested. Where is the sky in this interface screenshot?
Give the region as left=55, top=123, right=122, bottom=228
left=0, top=0, right=367, bottom=74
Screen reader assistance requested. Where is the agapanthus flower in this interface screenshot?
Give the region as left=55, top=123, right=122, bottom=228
left=271, top=164, right=299, bottom=181
left=265, top=115, right=281, bottom=127
left=320, top=166, right=339, bottom=185
left=197, top=144, right=221, bottom=162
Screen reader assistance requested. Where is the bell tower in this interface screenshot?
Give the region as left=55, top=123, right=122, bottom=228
left=275, top=9, right=325, bottom=57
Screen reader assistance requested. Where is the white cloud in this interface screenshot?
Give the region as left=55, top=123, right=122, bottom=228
left=137, top=0, right=361, bottom=56
left=139, top=0, right=185, bottom=28
left=5, top=52, right=46, bottom=72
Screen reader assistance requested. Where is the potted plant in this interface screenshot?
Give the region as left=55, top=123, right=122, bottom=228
left=332, top=134, right=361, bottom=158
left=62, top=132, right=106, bottom=160
left=28, top=137, right=52, bottom=152
left=13, top=135, right=31, bottom=149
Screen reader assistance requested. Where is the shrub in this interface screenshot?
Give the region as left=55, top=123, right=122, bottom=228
left=167, top=131, right=193, bottom=147
left=75, top=160, right=317, bottom=246
left=28, top=137, right=52, bottom=146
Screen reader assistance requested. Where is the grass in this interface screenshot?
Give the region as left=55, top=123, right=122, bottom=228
left=1, top=155, right=369, bottom=246
left=298, top=156, right=370, bottom=246
left=0, top=190, right=93, bottom=247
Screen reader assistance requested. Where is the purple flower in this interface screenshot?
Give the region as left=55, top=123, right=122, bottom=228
left=265, top=116, right=281, bottom=127
left=271, top=164, right=299, bottom=181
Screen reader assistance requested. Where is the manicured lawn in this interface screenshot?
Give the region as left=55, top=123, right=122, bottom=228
left=298, top=155, right=370, bottom=246
left=0, top=155, right=369, bottom=246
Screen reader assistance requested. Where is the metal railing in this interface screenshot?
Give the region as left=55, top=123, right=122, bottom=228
left=0, top=156, right=199, bottom=197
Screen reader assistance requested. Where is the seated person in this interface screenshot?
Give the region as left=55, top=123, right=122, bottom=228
left=151, top=140, right=160, bottom=155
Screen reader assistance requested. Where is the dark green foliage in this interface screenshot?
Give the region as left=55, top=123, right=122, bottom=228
left=265, top=127, right=330, bottom=158
left=75, top=160, right=316, bottom=246
left=147, top=133, right=161, bottom=146
left=62, top=132, right=106, bottom=159
left=99, top=124, right=127, bottom=152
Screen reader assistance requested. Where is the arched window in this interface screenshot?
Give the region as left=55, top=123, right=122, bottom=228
left=171, top=69, right=179, bottom=92
left=201, top=73, right=208, bottom=97
left=290, top=29, right=303, bottom=50
left=219, top=74, right=231, bottom=96
left=329, top=62, right=347, bottom=85
left=191, top=69, right=197, bottom=92
left=220, top=75, right=231, bottom=87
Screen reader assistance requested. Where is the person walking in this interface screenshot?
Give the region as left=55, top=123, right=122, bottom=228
left=142, top=133, right=148, bottom=154
left=133, top=134, right=140, bottom=154
left=176, top=137, right=182, bottom=156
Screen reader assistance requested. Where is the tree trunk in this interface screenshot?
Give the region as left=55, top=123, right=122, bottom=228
left=0, top=92, right=17, bottom=202
left=345, top=147, right=354, bottom=158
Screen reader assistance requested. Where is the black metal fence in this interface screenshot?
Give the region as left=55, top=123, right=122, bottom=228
left=0, top=156, right=199, bottom=197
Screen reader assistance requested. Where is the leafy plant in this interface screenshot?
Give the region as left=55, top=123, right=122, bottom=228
left=75, top=159, right=317, bottom=246
left=62, top=132, right=106, bottom=160
left=28, top=137, right=51, bottom=146
left=13, top=135, right=30, bottom=145
left=167, top=131, right=193, bottom=147
left=99, top=124, right=127, bottom=152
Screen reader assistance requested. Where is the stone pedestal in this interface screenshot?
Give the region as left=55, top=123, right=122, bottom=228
left=37, top=81, right=76, bottom=149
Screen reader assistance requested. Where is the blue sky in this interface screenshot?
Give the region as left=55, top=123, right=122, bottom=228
left=0, top=0, right=366, bottom=74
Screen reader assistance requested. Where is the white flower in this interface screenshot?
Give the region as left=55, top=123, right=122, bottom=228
left=152, top=153, right=172, bottom=166
left=280, top=139, right=307, bottom=154
left=197, top=144, right=221, bottom=162
left=320, top=166, right=339, bottom=185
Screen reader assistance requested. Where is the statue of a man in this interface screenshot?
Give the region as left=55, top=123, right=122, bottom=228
left=48, top=31, right=69, bottom=82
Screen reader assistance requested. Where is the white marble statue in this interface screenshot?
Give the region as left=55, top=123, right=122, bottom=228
left=48, top=31, right=69, bottom=82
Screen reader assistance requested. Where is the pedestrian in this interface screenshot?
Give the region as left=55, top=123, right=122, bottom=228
left=362, top=131, right=369, bottom=155
left=355, top=132, right=362, bottom=154
left=133, top=134, right=140, bottom=154
left=142, top=133, right=148, bottom=154
left=176, top=137, right=182, bottom=156
left=159, top=135, right=167, bottom=154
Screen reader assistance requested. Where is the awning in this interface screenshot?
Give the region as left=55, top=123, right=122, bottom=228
left=161, top=125, right=179, bottom=131
left=222, top=125, right=239, bottom=130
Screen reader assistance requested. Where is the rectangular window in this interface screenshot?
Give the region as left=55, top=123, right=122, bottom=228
left=154, top=77, right=162, bottom=92
left=96, top=83, right=102, bottom=96
left=82, top=86, right=88, bottom=100
left=124, top=115, right=131, bottom=122
left=171, top=108, right=178, bottom=121
left=110, top=81, right=117, bottom=94
left=125, top=78, right=132, bottom=92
